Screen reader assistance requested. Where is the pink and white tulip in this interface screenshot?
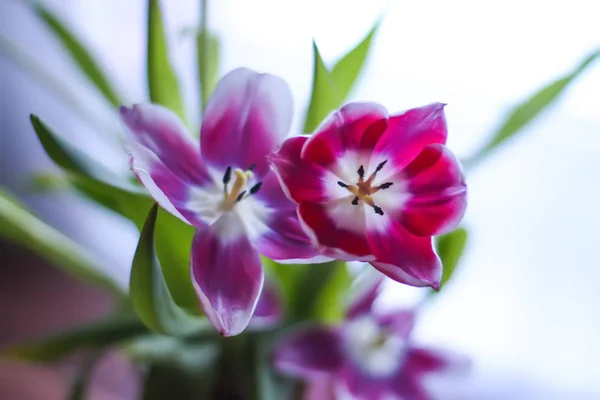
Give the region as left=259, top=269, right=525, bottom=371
left=119, top=68, right=323, bottom=336
left=273, top=277, right=469, bottom=400
left=269, top=103, right=467, bottom=289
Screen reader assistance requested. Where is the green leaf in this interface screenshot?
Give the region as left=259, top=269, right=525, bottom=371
left=30, top=2, right=121, bottom=107
left=147, top=0, right=186, bottom=121
left=126, top=334, right=218, bottom=368
left=0, top=36, right=116, bottom=134
left=30, top=116, right=199, bottom=311
left=330, top=21, right=380, bottom=103
left=311, top=261, right=354, bottom=323
left=0, top=188, right=123, bottom=296
left=303, top=22, right=380, bottom=134
left=264, top=259, right=349, bottom=322
left=302, top=41, right=341, bottom=134
left=3, top=314, right=146, bottom=362
left=70, top=177, right=198, bottom=312
left=142, top=363, right=209, bottom=400
left=435, top=227, right=468, bottom=292
left=30, top=115, right=134, bottom=190
left=197, top=30, right=220, bottom=113
left=467, top=48, right=600, bottom=167
left=130, top=204, right=205, bottom=336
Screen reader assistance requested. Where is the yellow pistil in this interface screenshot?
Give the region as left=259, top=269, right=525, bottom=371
left=372, top=331, right=391, bottom=349
left=220, top=168, right=252, bottom=210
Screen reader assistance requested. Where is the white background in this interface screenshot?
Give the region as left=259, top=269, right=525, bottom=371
left=1, top=0, right=599, bottom=398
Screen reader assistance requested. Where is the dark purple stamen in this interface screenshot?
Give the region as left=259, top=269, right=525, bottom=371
left=249, top=182, right=262, bottom=195
left=236, top=190, right=247, bottom=202
left=351, top=197, right=359, bottom=205
left=223, top=166, right=232, bottom=185
left=378, top=182, right=393, bottom=190
left=337, top=181, right=348, bottom=188
left=357, top=165, right=365, bottom=178
left=373, top=206, right=384, bottom=215
left=375, top=160, right=388, bottom=172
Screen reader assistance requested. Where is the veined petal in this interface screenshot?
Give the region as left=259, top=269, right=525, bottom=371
left=400, top=144, right=467, bottom=236
left=366, top=214, right=441, bottom=289
left=373, top=103, right=448, bottom=172
left=248, top=171, right=326, bottom=262
left=268, top=136, right=332, bottom=204
left=248, top=280, right=282, bottom=329
left=191, top=213, right=264, bottom=336
left=252, top=207, right=330, bottom=263
left=127, top=142, right=203, bottom=225
left=302, top=102, right=389, bottom=170
left=200, top=68, right=293, bottom=175
left=119, top=104, right=212, bottom=185
left=298, top=201, right=373, bottom=261
left=273, top=326, right=344, bottom=377
left=120, top=104, right=213, bottom=225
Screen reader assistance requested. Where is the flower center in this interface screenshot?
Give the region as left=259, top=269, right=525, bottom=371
left=337, top=161, right=393, bottom=215
left=344, top=316, right=406, bottom=377
left=219, top=165, right=262, bottom=211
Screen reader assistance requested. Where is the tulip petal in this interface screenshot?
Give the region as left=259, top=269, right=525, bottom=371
left=405, top=347, right=471, bottom=376
left=391, top=347, right=470, bottom=398
left=273, top=326, right=344, bottom=377
left=120, top=104, right=213, bottom=225
left=120, top=104, right=212, bottom=185
left=400, top=144, right=467, bottom=236
left=346, top=272, right=383, bottom=319
left=373, top=103, right=448, bottom=172
left=200, top=68, right=293, bottom=175
left=302, top=102, right=389, bottom=170
left=248, top=171, right=328, bottom=263
left=366, top=214, right=441, bottom=289
left=339, top=363, right=393, bottom=400
left=376, top=310, right=416, bottom=339
left=269, top=136, right=333, bottom=204
left=248, top=280, right=282, bottom=329
left=191, top=213, right=264, bottom=336
left=389, top=376, right=431, bottom=400
left=298, top=200, right=373, bottom=261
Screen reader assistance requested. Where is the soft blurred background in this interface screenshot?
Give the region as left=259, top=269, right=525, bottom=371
left=1, top=0, right=599, bottom=399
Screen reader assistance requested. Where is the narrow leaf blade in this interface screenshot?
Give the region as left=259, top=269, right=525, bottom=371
left=147, top=0, right=186, bottom=121
left=30, top=115, right=133, bottom=189
left=3, top=314, right=146, bottom=362
left=32, top=3, right=121, bottom=106
left=30, top=116, right=199, bottom=311
left=0, top=188, right=123, bottom=296
left=468, top=49, right=600, bottom=166
left=197, top=30, right=220, bottom=113
left=0, top=36, right=116, bottom=134
left=330, top=21, right=379, bottom=103
left=435, top=227, right=468, bottom=292
left=130, top=204, right=204, bottom=336
left=302, top=42, right=341, bottom=134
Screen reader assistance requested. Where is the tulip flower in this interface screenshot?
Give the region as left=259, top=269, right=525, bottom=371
left=274, top=276, right=469, bottom=399
left=269, top=103, right=466, bottom=288
left=119, top=68, right=324, bottom=336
